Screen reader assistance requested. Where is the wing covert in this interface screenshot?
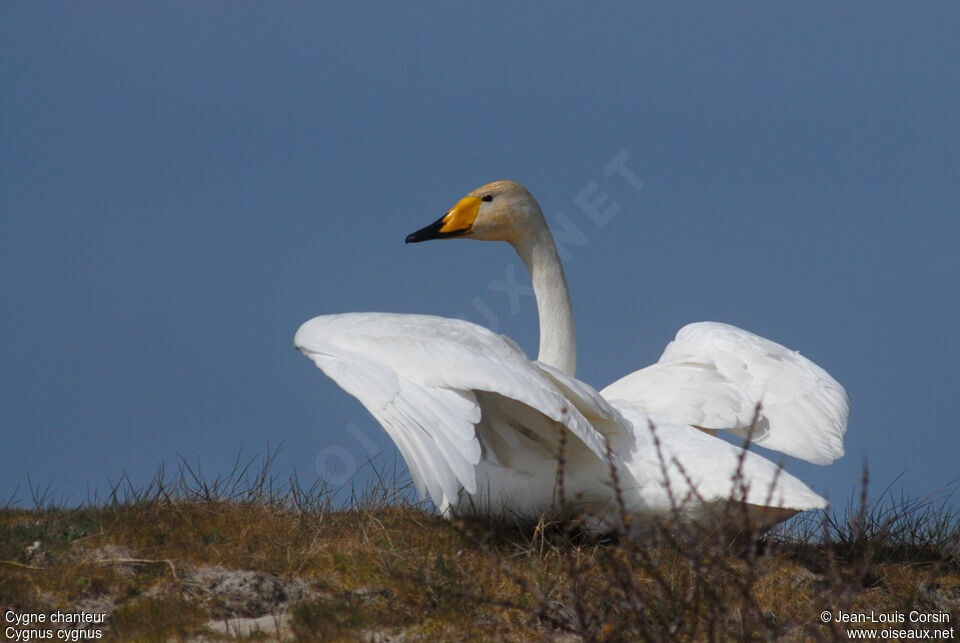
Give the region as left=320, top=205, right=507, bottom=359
left=295, top=313, right=613, bottom=509
left=602, top=322, right=849, bottom=464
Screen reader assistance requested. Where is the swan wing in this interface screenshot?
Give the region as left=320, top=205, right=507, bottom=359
left=612, top=405, right=828, bottom=515
left=294, top=313, right=611, bottom=510
left=601, top=322, right=848, bottom=465
left=533, top=364, right=828, bottom=513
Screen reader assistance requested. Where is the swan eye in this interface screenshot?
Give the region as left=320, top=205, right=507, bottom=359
left=481, top=194, right=494, bottom=202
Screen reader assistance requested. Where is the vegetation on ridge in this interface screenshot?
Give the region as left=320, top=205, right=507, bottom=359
left=1, top=449, right=958, bottom=641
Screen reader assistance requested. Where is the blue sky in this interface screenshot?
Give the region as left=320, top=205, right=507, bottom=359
left=2, top=4, right=957, bottom=509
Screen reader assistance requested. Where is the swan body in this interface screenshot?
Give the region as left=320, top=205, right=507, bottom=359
left=295, top=180, right=849, bottom=528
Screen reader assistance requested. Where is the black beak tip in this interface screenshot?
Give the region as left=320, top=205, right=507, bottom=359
left=406, top=215, right=447, bottom=244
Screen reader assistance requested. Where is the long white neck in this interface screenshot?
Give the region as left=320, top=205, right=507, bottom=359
left=513, top=223, right=577, bottom=377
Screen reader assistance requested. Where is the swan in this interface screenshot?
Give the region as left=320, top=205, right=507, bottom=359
left=295, top=180, right=848, bottom=528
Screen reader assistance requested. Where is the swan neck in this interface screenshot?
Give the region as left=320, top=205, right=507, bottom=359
left=515, top=223, right=577, bottom=376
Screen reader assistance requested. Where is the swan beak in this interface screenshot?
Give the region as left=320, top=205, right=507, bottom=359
left=406, top=196, right=482, bottom=243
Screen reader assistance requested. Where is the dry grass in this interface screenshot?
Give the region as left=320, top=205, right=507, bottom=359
left=1, top=448, right=958, bottom=641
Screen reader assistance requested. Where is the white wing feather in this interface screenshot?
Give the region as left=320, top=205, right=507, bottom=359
left=602, top=322, right=849, bottom=465
left=295, top=313, right=611, bottom=510
left=534, top=362, right=827, bottom=513
left=613, top=406, right=828, bottom=513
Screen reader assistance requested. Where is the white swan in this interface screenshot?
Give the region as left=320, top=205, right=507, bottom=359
left=295, top=180, right=849, bottom=528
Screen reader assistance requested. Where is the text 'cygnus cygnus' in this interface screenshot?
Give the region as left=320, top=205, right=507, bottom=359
left=295, top=181, right=849, bottom=528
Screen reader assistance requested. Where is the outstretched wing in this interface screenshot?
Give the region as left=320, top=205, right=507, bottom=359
left=295, top=313, right=611, bottom=511
left=601, top=322, right=849, bottom=465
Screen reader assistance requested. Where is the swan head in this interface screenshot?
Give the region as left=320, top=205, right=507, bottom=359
left=406, top=180, right=544, bottom=245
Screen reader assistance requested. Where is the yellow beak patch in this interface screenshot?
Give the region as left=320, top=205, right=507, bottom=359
left=439, top=196, right=482, bottom=235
